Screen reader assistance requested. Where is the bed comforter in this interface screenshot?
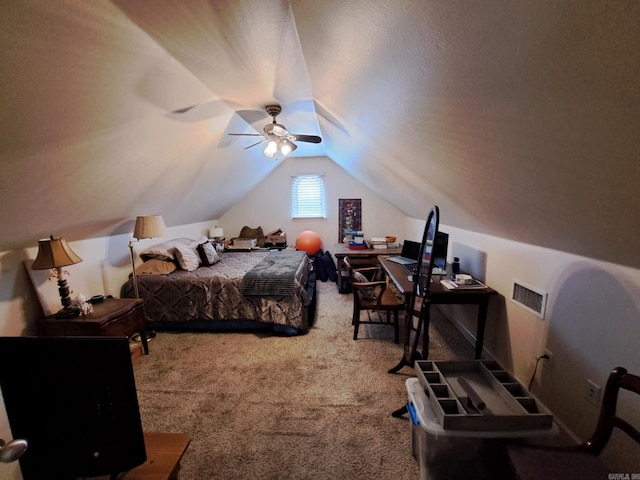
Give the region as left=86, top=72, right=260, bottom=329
left=121, top=251, right=314, bottom=334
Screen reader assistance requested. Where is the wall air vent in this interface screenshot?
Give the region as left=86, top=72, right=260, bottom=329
left=511, top=280, right=547, bottom=319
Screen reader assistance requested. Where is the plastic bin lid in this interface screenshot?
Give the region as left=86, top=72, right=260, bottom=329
left=406, top=378, right=556, bottom=439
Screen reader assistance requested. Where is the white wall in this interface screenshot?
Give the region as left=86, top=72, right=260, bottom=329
left=407, top=215, right=640, bottom=472
left=219, top=156, right=406, bottom=251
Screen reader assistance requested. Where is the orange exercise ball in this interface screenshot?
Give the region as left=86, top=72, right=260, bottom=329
left=295, top=230, right=322, bottom=256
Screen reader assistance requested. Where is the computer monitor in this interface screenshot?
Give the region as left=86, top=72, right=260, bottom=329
left=400, top=240, right=421, bottom=260
left=432, top=231, right=449, bottom=270
left=0, top=336, right=146, bottom=479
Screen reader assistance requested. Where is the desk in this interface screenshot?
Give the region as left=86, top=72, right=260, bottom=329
left=333, top=243, right=403, bottom=293
left=379, top=256, right=497, bottom=359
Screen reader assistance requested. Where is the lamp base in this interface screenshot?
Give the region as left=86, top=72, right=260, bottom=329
left=54, top=305, right=81, bottom=319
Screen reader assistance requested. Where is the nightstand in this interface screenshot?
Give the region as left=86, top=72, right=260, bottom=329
left=42, top=298, right=149, bottom=354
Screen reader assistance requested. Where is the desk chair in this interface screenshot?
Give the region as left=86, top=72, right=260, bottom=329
left=507, top=366, right=640, bottom=480
left=344, top=256, right=402, bottom=343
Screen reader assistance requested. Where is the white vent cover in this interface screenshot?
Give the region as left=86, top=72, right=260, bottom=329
left=511, top=280, right=547, bottom=319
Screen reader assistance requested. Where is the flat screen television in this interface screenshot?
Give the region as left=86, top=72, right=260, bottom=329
left=0, top=336, right=146, bottom=479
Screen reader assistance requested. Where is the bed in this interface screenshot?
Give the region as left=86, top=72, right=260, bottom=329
left=120, top=238, right=316, bottom=335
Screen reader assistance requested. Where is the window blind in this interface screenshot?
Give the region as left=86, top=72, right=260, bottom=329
left=291, top=175, right=326, bottom=219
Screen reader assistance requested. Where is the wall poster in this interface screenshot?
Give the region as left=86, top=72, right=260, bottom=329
left=338, top=198, right=362, bottom=243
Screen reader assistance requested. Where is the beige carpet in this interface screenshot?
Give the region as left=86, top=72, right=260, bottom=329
left=132, top=280, right=475, bottom=479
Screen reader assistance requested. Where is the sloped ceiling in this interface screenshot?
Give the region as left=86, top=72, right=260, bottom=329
left=0, top=1, right=638, bottom=268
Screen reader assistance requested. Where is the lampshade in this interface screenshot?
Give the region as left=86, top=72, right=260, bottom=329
left=133, top=215, right=166, bottom=240
left=31, top=236, right=82, bottom=270
left=209, top=227, right=224, bottom=239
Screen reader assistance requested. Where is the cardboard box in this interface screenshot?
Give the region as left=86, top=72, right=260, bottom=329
left=266, top=234, right=286, bottom=243
left=233, top=238, right=257, bottom=249
left=266, top=229, right=287, bottom=247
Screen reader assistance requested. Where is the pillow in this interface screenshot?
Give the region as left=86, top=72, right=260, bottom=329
left=174, top=243, right=200, bottom=272
left=352, top=271, right=377, bottom=300
left=135, top=259, right=177, bottom=276
left=197, top=241, right=220, bottom=266
left=140, top=238, right=194, bottom=261
left=189, top=235, right=209, bottom=249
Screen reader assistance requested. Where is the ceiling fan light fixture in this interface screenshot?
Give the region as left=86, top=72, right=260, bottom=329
left=231, top=104, right=321, bottom=158
left=280, top=138, right=297, bottom=156
left=264, top=138, right=278, bottom=158
left=273, top=124, right=288, bottom=136
left=263, top=123, right=288, bottom=137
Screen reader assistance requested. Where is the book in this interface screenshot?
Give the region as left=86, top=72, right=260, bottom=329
left=440, top=278, right=488, bottom=290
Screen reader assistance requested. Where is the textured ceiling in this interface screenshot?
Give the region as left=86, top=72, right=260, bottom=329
left=0, top=0, right=638, bottom=267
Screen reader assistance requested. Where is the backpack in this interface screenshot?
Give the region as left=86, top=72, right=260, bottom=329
left=314, top=250, right=337, bottom=283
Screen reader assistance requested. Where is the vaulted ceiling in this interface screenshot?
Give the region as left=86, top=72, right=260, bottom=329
left=1, top=1, right=638, bottom=268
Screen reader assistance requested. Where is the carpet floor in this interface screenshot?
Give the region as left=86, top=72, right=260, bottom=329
left=132, top=280, right=475, bottom=479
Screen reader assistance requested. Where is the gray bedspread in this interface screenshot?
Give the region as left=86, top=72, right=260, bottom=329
left=121, top=251, right=312, bottom=333
left=241, top=251, right=307, bottom=296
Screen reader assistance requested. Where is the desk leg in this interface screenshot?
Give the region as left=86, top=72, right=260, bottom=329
left=336, top=257, right=343, bottom=292
left=475, top=299, right=489, bottom=359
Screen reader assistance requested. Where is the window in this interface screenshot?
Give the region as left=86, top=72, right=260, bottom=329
left=291, top=174, right=326, bottom=219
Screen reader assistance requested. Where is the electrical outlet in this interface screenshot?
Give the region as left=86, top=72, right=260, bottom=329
left=542, top=349, right=553, bottom=368
left=585, top=379, right=602, bottom=406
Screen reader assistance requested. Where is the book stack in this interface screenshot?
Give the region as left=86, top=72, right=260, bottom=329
left=345, top=230, right=366, bottom=249
left=440, top=277, right=488, bottom=290
left=370, top=237, right=388, bottom=249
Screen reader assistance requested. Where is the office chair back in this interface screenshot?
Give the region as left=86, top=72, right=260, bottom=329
left=508, top=366, right=640, bottom=480
left=344, top=256, right=402, bottom=343
left=583, top=366, right=640, bottom=455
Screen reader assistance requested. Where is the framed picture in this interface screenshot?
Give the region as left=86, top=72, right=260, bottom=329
left=338, top=198, right=362, bottom=242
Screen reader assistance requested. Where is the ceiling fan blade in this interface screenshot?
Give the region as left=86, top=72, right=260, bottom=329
left=244, top=138, right=267, bottom=150
left=289, top=134, right=322, bottom=144
left=172, top=105, right=196, bottom=114
left=168, top=99, right=228, bottom=122
left=228, top=133, right=264, bottom=137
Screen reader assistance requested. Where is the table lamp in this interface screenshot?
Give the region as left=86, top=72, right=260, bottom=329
left=209, top=226, right=224, bottom=241
left=31, top=235, right=83, bottom=318
left=129, top=215, right=167, bottom=298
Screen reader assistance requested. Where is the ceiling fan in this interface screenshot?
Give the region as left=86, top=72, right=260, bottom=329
left=228, top=104, right=322, bottom=159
